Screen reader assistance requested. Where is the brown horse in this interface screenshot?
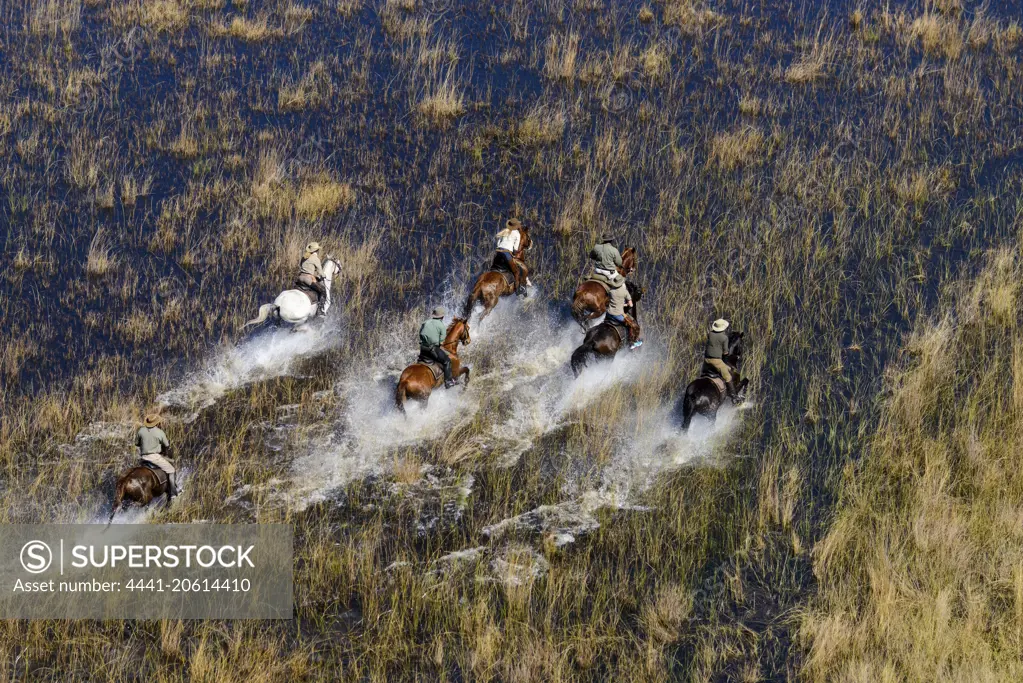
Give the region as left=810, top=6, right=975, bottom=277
left=571, top=247, right=637, bottom=330
left=395, top=318, right=472, bottom=414
left=462, top=227, right=532, bottom=321
left=108, top=465, right=172, bottom=524
left=569, top=285, right=644, bottom=376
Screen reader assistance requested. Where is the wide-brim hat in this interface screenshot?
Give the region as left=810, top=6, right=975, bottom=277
left=432, top=306, right=447, bottom=318
left=711, top=319, right=729, bottom=332
left=600, top=235, right=616, bottom=243
left=143, top=413, right=162, bottom=427
left=305, top=241, right=321, bottom=253
left=506, top=218, right=523, bottom=230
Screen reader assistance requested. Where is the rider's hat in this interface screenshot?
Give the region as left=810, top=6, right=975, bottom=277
left=143, top=413, right=162, bottom=428
left=305, top=241, right=321, bottom=253
left=600, top=234, right=616, bottom=243
left=506, top=218, right=523, bottom=230
left=431, top=306, right=446, bottom=318
left=711, top=319, right=729, bottom=332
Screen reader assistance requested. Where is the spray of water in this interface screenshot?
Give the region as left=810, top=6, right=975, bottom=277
left=158, top=321, right=341, bottom=421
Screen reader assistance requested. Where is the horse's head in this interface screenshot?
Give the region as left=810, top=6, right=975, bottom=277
left=624, top=280, right=645, bottom=303
left=321, top=256, right=339, bottom=284
left=447, top=317, right=471, bottom=347
left=621, top=247, right=636, bottom=276
left=726, top=330, right=745, bottom=367
left=518, top=226, right=533, bottom=253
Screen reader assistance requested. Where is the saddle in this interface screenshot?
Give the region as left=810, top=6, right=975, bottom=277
left=598, top=318, right=628, bottom=345
left=488, top=267, right=516, bottom=288
left=140, top=460, right=168, bottom=487
left=415, top=357, right=445, bottom=382
left=585, top=275, right=613, bottom=293
left=295, top=274, right=321, bottom=303
left=699, top=361, right=733, bottom=394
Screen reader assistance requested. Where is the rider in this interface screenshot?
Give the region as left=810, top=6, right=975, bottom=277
left=493, top=218, right=530, bottom=296
left=297, top=241, right=327, bottom=316
left=606, top=279, right=642, bottom=350
left=136, top=413, right=178, bottom=499
left=705, top=318, right=738, bottom=403
left=419, top=306, right=457, bottom=389
left=589, top=235, right=624, bottom=287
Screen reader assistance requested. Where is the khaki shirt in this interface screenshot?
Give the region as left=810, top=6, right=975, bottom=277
left=300, top=253, right=323, bottom=278
left=136, top=426, right=170, bottom=456
left=589, top=243, right=623, bottom=272
left=607, top=284, right=632, bottom=317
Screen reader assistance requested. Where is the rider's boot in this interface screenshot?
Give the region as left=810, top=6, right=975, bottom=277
left=724, top=379, right=739, bottom=405
left=168, top=476, right=179, bottom=500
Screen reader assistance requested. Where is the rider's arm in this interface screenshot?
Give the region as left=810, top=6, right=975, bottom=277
left=613, top=249, right=623, bottom=267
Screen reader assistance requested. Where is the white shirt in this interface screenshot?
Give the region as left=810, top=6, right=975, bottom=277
left=496, top=230, right=521, bottom=253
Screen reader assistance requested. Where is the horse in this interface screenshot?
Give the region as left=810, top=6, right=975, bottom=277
left=679, top=330, right=750, bottom=431
left=571, top=247, right=637, bottom=330
left=462, top=227, right=533, bottom=321
left=569, top=285, right=644, bottom=377
left=245, top=257, right=339, bottom=329
left=395, top=318, right=472, bottom=414
left=108, top=465, right=172, bottom=525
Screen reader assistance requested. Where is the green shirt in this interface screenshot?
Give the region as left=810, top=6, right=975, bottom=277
left=589, top=243, right=623, bottom=271
left=136, top=426, right=170, bottom=456
left=419, top=318, right=447, bottom=347
left=705, top=330, right=730, bottom=359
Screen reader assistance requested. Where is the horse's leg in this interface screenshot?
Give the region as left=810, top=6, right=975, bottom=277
left=681, top=392, right=695, bottom=432
left=571, top=344, right=592, bottom=377
left=395, top=381, right=408, bottom=415
left=460, top=366, right=470, bottom=388
left=107, top=479, right=126, bottom=526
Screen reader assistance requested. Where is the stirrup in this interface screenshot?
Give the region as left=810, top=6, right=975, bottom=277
left=444, top=379, right=457, bottom=389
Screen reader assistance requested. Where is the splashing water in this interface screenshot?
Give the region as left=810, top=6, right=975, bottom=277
left=158, top=322, right=341, bottom=421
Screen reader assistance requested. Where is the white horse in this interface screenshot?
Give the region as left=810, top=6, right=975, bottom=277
left=245, top=258, right=339, bottom=329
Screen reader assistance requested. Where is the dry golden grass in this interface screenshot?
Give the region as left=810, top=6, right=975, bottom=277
left=640, top=43, right=669, bottom=80
left=417, top=72, right=466, bottom=125
left=211, top=14, right=276, bottom=41
left=294, top=178, right=355, bottom=219
left=544, top=32, right=580, bottom=81
left=910, top=13, right=964, bottom=59
left=710, top=126, right=766, bottom=170
left=803, top=247, right=1023, bottom=681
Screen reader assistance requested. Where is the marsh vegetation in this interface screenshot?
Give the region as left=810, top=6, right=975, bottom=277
left=1, top=0, right=1022, bottom=679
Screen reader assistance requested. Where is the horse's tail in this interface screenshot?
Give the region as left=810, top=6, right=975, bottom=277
left=462, top=280, right=483, bottom=320
left=570, top=343, right=593, bottom=378
left=571, top=298, right=591, bottom=331
left=107, top=477, right=127, bottom=527
left=245, top=303, right=278, bottom=328
left=395, top=380, right=408, bottom=416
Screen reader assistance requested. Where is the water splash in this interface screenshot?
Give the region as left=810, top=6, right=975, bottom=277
left=158, top=321, right=341, bottom=421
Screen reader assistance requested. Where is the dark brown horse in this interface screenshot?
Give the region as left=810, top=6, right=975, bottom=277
left=680, top=331, right=750, bottom=431
left=108, top=465, right=172, bottom=524
left=395, top=318, right=472, bottom=414
left=462, top=227, right=532, bottom=321
left=569, top=285, right=644, bottom=376
left=571, top=247, right=637, bottom=330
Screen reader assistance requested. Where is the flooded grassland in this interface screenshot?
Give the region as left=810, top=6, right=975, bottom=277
left=2, top=0, right=1023, bottom=679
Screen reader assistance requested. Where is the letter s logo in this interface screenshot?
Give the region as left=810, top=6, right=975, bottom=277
left=20, top=541, right=52, bottom=574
